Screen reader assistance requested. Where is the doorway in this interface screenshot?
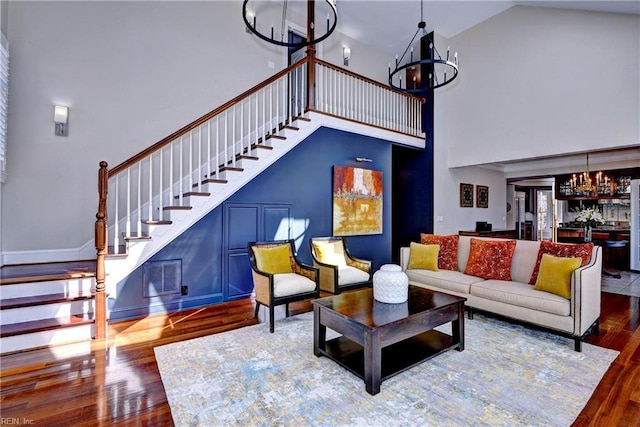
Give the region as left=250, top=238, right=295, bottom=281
left=536, top=189, right=553, bottom=241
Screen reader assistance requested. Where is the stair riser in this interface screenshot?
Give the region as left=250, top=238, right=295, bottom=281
left=0, top=278, right=95, bottom=299
left=0, top=324, right=94, bottom=355
left=0, top=300, right=95, bottom=325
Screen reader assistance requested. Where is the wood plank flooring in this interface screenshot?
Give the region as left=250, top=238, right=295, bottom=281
left=1, top=291, right=638, bottom=426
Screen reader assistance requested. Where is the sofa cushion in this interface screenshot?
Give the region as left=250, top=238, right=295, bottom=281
left=408, top=242, right=439, bottom=271
left=337, top=265, right=370, bottom=286
left=533, top=254, right=581, bottom=299
left=470, top=280, right=570, bottom=316
left=529, top=241, right=594, bottom=284
left=406, top=269, right=484, bottom=295
left=254, top=244, right=293, bottom=274
left=420, top=233, right=459, bottom=271
left=464, top=238, right=517, bottom=281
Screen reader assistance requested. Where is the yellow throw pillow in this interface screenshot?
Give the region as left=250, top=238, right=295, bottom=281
left=312, top=240, right=347, bottom=266
left=407, top=242, right=440, bottom=271
left=253, top=244, right=293, bottom=274
left=533, top=253, right=581, bottom=299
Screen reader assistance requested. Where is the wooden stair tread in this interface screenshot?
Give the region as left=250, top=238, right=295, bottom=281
left=174, top=191, right=210, bottom=199
left=124, top=234, right=151, bottom=241
left=201, top=178, right=228, bottom=184
left=266, top=134, right=286, bottom=140
left=142, top=220, right=172, bottom=225
left=294, top=116, right=311, bottom=122
left=219, top=166, right=243, bottom=172
left=251, top=143, right=273, bottom=150
left=0, top=261, right=96, bottom=285
left=1, top=293, right=94, bottom=310
left=163, top=206, right=193, bottom=211
left=237, top=154, right=259, bottom=161
left=0, top=314, right=94, bottom=338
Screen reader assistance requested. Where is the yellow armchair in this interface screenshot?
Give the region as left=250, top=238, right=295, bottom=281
left=309, top=236, right=372, bottom=294
left=248, top=239, right=319, bottom=332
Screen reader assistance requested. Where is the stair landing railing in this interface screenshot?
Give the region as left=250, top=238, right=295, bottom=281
left=94, top=49, right=424, bottom=339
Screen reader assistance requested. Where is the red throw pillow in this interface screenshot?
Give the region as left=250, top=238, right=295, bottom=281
left=529, top=241, right=594, bottom=285
left=420, top=233, right=459, bottom=271
left=464, top=238, right=517, bottom=281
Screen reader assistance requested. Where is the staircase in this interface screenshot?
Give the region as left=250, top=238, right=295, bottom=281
left=1, top=55, right=425, bottom=354
left=0, top=261, right=96, bottom=354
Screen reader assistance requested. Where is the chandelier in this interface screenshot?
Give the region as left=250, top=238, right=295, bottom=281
left=242, top=0, right=338, bottom=49
left=570, top=153, right=609, bottom=196
left=388, top=0, right=459, bottom=93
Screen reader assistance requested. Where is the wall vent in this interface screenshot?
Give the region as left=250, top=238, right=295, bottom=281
left=143, top=259, right=181, bottom=297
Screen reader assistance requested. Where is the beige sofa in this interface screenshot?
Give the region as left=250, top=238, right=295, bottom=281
left=400, top=236, right=602, bottom=351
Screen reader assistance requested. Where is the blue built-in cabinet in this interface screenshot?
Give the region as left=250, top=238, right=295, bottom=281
left=109, top=127, right=402, bottom=321
left=223, top=203, right=293, bottom=301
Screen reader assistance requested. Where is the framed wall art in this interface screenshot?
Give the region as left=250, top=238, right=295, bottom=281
left=460, top=183, right=473, bottom=208
left=476, top=185, right=489, bottom=208
left=333, top=166, right=383, bottom=236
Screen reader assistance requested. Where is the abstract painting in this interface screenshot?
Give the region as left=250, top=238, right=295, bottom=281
left=333, top=166, right=383, bottom=236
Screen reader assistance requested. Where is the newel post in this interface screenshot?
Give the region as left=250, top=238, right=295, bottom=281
left=95, top=161, right=108, bottom=340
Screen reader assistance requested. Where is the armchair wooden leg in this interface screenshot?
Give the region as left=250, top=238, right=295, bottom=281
left=270, top=306, right=275, bottom=333
left=254, top=302, right=261, bottom=318
left=285, top=304, right=290, bottom=318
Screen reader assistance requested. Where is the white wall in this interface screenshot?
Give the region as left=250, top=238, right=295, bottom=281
left=433, top=6, right=639, bottom=235
left=444, top=6, right=639, bottom=168
left=1, top=1, right=391, bottom=257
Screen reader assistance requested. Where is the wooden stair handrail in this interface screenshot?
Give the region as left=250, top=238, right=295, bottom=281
left=109, top=57, right=309, bottom=177
left=314, top=58, right=426, bottom=104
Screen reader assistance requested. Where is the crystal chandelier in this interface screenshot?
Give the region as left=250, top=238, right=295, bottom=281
left=570, top=153, right=609, bottom=196
left=388, top=0, right=459, bottom=93
left=242, top=0, right=338, bottom=49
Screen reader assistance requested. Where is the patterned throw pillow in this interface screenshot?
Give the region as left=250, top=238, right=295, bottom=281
left=464, top=238, right=517, bottom=281
left=420, top=233, right=459, bottom=271
left=528, top=240, right=594, bottom=285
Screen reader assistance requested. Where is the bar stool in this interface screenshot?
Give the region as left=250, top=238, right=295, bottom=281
left=602, top=240, right=628, bottom=279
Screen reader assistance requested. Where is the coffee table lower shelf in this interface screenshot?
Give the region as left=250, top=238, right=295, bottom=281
left=318, top=329, right=457, bottom=383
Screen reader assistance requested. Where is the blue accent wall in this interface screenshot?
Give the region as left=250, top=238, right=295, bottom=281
left=109, top=126, right=397, bottom=320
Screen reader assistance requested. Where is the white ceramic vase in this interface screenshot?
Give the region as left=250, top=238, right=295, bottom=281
left=373, top=264, right=409, bottom=304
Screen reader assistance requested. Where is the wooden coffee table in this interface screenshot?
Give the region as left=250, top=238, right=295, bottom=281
left=312, top=285, right=466, bottom=395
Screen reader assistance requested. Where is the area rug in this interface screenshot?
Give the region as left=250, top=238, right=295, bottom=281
left=154, top=312, right=618, bottom=426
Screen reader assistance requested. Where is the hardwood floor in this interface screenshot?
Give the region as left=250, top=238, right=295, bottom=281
left=1, top=291, right=638, bottom=426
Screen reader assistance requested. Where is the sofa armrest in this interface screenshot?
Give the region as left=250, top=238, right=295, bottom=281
left=400, top=247, right=410, bottom=271
left=572, top=245, right=602, bottom=336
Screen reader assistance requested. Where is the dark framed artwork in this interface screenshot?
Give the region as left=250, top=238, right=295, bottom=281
left=460, top=183, right=473, bottom=208
left=476, top=185, right=489, bottom=208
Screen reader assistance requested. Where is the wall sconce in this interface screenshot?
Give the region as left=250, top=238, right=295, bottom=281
left=355, top=157, right=372, bottom=163
left=54, top=105, right=69, bottom=137
left=343, top=47, right=351, bottom=66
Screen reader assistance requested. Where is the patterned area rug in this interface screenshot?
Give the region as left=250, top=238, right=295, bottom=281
left=154, top=312, right=618, bottom=426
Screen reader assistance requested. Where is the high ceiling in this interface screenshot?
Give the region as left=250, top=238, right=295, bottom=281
left=336, top=0, right=640, bottom=177
left=337, top=1, right=640, bottom=56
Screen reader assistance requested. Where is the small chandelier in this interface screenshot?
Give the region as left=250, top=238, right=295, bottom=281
left=242, top=0, right=338, bottom=49
left=388, top=0, right=459, bottom=93
left=570, top=153, right=609, bottom=196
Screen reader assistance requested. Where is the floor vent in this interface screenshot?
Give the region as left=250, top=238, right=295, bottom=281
left=143, top=259, right=182, bottom=297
